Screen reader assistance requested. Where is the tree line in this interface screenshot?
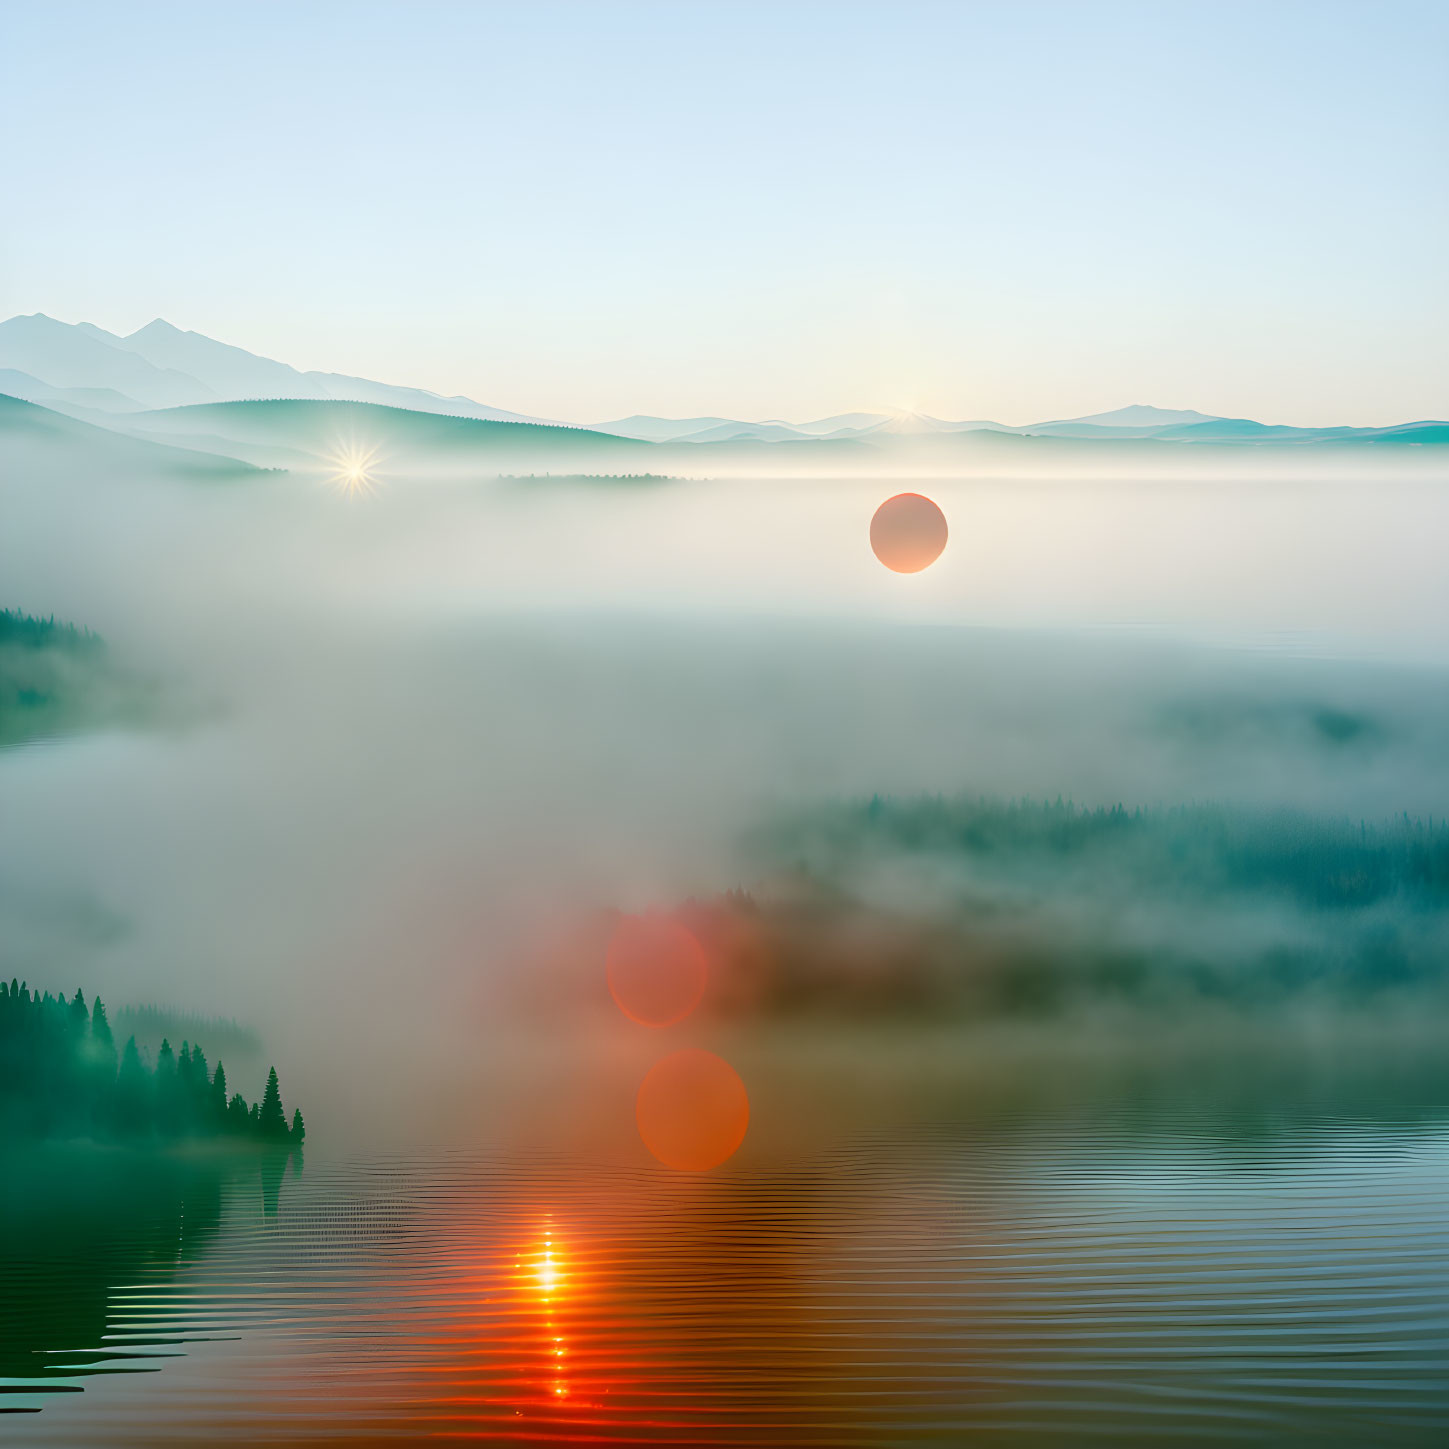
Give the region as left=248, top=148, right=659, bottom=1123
left=0, top=980, right=303, bottom=1145
left=0, top=608, right=103, bottom=653
left=804, top=794, right=1449, bottom=912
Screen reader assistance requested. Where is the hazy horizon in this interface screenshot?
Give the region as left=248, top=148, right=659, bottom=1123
left=4, top=311, right=1446, bottom=442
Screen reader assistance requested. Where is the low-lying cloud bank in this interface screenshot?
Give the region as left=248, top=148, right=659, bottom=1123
left=705, top=796, right=1449, bottom=1019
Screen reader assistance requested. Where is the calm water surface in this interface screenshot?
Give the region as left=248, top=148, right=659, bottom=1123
left=6, top=1104, right=1449, bottom=1446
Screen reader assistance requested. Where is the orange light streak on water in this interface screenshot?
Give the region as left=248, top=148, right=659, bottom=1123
left=16, top=1127, right=1449, bottom=1444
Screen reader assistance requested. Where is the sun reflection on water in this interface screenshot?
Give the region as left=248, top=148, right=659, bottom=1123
left=521, top=1229, right=564, bottom=1298
left=514, top=1225, right=572, bottom=1404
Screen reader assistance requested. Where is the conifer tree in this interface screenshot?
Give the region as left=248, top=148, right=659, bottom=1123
left=80, top=995, right=117, bottom=1111
left=258, top=1066, right=288, bottom=1141
left=115, top=1035, right=149, bottom=1135
left=210, top=1061, right=228, bottom=1124
left=188, top=1044, right=210, bottom=1126
left=290, top=1107, right=306, bottom=1143
left=90, top=998, right=114, bottom=1051
left=155, top=1038, right=183, bottom=1132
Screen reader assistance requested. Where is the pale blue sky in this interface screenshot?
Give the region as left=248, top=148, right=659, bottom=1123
left=4, top=1, right=1445, bottom=424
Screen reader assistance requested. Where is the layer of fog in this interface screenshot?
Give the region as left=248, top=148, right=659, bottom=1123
left=4, top=428, right=1449, bottom=1148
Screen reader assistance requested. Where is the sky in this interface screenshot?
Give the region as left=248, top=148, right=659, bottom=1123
left=3, top=0, right=1446, bottom=426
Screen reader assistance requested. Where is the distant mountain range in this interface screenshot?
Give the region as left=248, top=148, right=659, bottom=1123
left=1, top=313, right=1445, bottom=449
left=589, top=404, right=1448, bottom=446
left=0, top=314, right=551, bottom=424
left=584, top=406, right=1214, bottom=442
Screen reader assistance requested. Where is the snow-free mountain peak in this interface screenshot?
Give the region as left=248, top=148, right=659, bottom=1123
left=0, top=314, right=554, bottom=427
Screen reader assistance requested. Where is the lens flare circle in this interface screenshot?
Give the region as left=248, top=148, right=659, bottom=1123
left=870, top=492, right=948, bottom=573
left=636, top=1047, right=749, bottom=1172
left=606, top=914, right=707, bottom=1027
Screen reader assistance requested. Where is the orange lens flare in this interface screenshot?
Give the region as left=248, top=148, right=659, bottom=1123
left=606, top=914, right=708, bottom=1027
left=635, top=1047, right=749, bottom=1172
left=870, top=491, right=948, bottom=573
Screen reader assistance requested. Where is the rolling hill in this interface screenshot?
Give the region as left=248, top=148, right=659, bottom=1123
left=0, top=392, right=264, bottom=480
left=123, top=398, right=648, bottom=471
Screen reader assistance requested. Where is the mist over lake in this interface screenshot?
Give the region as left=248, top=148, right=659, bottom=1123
left=7, top=419, right=1449, bottom=1153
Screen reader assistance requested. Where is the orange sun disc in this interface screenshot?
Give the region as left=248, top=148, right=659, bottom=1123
left=636, top=1048, right=749, bottom=1172
left=870, top=492, right=948, bottom=573
left=606, top=914, right=708, bottom=1027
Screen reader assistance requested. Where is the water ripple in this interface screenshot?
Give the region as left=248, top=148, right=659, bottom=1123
left=4, top=1119, right=1449, bottom=1443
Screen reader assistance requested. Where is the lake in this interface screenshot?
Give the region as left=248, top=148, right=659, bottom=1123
left=8, top=1041, right=1449, bottom=1446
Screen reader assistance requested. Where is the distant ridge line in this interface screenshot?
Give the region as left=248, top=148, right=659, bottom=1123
left=156, top=396, right=599, bottom=430
left=1, top=315, right=1445, bottom=447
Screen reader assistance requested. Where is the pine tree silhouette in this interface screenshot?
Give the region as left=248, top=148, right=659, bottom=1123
left=210, top=1061, right=228, bottom=1125
left=188, top=1045, right=210, bottom=1128
left=155, top=1039, right=183, bottom=1133
left=258, top=1067, right=288, bottom=1141
left=227, top=1091, right=250, bottom=1132
left=290, top=1107, right=306, bottom=1143
left=115, top=1036, right=150, bottom=1136
left=90, top=997, right=114, bottom=1051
